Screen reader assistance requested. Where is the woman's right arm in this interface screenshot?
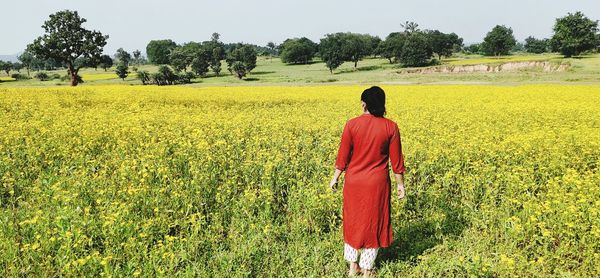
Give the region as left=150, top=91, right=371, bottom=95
left=394, top=173, right=405, bottom=199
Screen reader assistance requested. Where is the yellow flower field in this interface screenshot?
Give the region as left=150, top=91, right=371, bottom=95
left=79, top=73, right=120, bottom=81
left=0, top=85, right=598, bottom=277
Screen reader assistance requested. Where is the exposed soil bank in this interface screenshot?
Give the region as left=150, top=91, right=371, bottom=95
left=398, top=61, right=570, bottom=74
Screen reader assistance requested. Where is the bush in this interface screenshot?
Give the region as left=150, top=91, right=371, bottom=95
left=34, top=72, right=50, bottom=81
left=60, top=74, right=83, bottom=83
left=149, top=65, right=177, bottom=86
left=11, top=73, right=31, bottom=80
left=139, top=67, right=194, bottom=86
left=137, top=70, right=150, bottom=85
left=176, top=72, right=196, bottom=84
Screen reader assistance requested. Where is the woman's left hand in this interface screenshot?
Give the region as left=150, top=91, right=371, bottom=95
left=329, top=178, right=338, bottom=192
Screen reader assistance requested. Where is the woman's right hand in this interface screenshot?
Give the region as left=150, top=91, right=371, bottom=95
left=397, top=183, right=405, bottom=200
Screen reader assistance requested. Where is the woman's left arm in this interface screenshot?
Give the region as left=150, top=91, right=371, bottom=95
left=330, top=168, right=343, bottom=192
left=331, top=121, right=353, bottom=192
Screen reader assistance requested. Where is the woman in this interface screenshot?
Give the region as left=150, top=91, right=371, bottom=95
left=329, top=86, right=406, bottom=277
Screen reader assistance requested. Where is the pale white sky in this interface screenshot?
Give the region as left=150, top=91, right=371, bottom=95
left=2, top=0, right=599, bottom=55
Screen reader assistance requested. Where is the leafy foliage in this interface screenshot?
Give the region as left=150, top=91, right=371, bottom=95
left=136, top=70, right=150, bottom=85
left=26, top=10, right=108, bottom=86
left=115, top=63, right=129, bottom=81
left=146, top=40, right=177, bottom=65
left=397, top=32, right=433, bottom=67
left=226, top=44, right=257, bottom=79
left=319, top=34, right=346, bottom=73
left=524, top=37, right=549, bottom=54
left=115, top=48, right=132, bottom=66
left=427, top=30, right=463, bottom=60
left=551, top=11, right=599, bottom=57
left=279, top=37, right=318, bottom=64
left=99, top=55, right=113, bottom=71
left=481, top=25, right=517, bottom=56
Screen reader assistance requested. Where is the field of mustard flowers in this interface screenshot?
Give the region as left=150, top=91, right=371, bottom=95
left=0, top=85, right=598, bottom=277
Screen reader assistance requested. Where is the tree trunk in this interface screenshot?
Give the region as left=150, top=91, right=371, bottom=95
left=354, top=60, right=358, bottom=68
left=27, top=68, right=30, bottom=77
left=67, top=63, right=78, bottom=86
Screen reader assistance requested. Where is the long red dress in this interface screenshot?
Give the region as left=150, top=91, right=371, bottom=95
left=335, top=113, right=406, bottom=250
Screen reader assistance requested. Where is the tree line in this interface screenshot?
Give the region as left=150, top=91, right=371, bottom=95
left=2, top=10, right=599, bottom=86
left=278, top=11, right=600, bottom=72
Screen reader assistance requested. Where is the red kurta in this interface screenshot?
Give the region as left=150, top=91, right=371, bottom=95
left=335, top=113, right=406, bottom=249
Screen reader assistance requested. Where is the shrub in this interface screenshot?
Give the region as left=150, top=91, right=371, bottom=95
left=34, top=72, right=50, bottom=81
left=176, top=72, right=196, bottom=84
left=137, top=70, right=150, bottom=85
left=11, top=73, right=31, bottom=80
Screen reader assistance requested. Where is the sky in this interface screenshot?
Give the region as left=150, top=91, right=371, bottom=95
left=2, top=0, right=600, bottom=55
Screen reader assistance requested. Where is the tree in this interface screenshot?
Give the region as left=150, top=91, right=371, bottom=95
left=27, top=10, right=108, bottom=86
left=279, top=37, right=317, bottom=64
left=266, top=41, right=277, bottom=56
left=511, top=42, right=525, bottom=53
left=1, top=61, right=12, bottom=76
left=464, top=43, right=481, bottom=54
left=146, top=39, right=177, bottom=64
left=551, top=11, right=599, bottom=57
left=524, top=36, right=549, bottom=53
left=226, top=44, right=257, bottom=79
left=481, top=25, right=516, bottom=56
left=340, top=33, right=372, bottom=68
left=397, top=32, right=433, bottom=67
left=427, top=30, right=463, bottom=60
left=211, top=47, right=224, bottom=76
left=99, top=55, right=113, bottom=71
left=191, top=47, right=211, bottom=77
left=18, top=51, right=35, bottom=76
left=115, top=63, right=129, bottom=81
left=369, top=36, right=382, bottom=57
left=115, top=48, right=131, bottom=66
left=205, top=33, right=225, bottom=76
left=319, top=33, right=345, bottom=73
left=12, top=62, right=23, bottom=73
left=378, top=32, right=407, bottom=64
left=169, top=46, right=192, bottom=72
left=400, top=21, right=420, bottom=34
left=132, top=50, right=142, bottom=65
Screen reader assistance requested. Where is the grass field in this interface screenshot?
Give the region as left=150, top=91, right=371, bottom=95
left=2, top=53, right=600, bottom=87
left=1, top=85, right=598, bottom=277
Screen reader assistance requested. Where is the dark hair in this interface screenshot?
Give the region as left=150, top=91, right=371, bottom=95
left=361, top=86, right=386, bottom=117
